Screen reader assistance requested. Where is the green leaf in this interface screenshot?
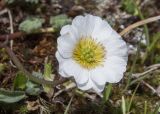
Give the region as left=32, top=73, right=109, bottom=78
left=43, top=59, right=54, bottom=93
left=25, top=0, right=39, bottom=4
left=19, top=17, right=44, bottom=33
left=5, top=0, right=39, bottom=4
left=13, top=72, right=28, bottom=90
left=0, top=63, right=6, bottom=74
left=155, top=55, right=160, bottom=63
left=44, top=61, right=52, bottom=79
left=122, top=96, right=126, bottom=114
left=122, top=0, right=138, bottom=15
left=152, top=105, right=160, bottom=114
left=50, top=14, right=71, bottom=29
left=25, top=81, right=41, bottom=95
left=5, top=0, right=14, bottom=4
left=141, top=32, right=160, bottom=63
left=32, top=71, right=43, bottom=79
left=103, top=83, right=112, bottom=103
left=0, top=89, right=26, bottom=103
left=23, top=71, right=43, bottom=95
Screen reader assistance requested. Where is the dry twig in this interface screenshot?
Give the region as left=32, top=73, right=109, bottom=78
left=130, top=64, right=160, bottom=97
left=132, top=67, right=158, bottom=78
left=141, top=80, right=160, bottom=97
left=120, top=15, right=160, bottom=36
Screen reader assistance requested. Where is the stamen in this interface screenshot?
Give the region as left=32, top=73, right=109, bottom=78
left=73, top=37, right=105, bottom=69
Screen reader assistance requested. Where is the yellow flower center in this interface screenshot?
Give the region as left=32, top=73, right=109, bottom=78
left=73, top=37, right=105, bottom=69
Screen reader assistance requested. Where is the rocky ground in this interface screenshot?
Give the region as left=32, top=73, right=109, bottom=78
left=0, top=0, right=160, bottom=114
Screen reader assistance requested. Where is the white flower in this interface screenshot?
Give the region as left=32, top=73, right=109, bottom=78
left=56, top=14, right=128, bottom=93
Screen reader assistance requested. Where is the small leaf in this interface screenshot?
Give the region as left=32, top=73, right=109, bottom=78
left=25, top=81, right=41, bottom=96
left=0, top=63, right=6, bottom=74
left=44, top=60, right=52, bottom=79
left=32, top=71, right=43, bottom=79
left=122, top=96, right=126, bottom=114
left=50, top=14, right=71, bottom=29
left=43, top=58, right=54, bottom=94
left=19, top=17, right=44, bottom=33
left=5, top=0, right=14, bottom=4
left=5, top=0, right=39, bottom=4
left=122, top=0, right=138, bottom=15
left=24, top=71, right=43, bottom=95
left=13, top=72, right=28, bottom=90
left=0, top=89, right=26, bottom=103
left=103, top=83, right=112, bottom=103
left=25, top=0, right=39, bottom=4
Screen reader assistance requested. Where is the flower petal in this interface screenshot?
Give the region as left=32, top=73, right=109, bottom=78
left=60, top=25, right=79, bottom=42
left=92, top=83, right=105, bottom=93
left=104, top=56, right=127, bottom=83
left=91, top=56, right=127, bottom=85
left=59, top=59, right=89, bottom=84
left=91, top=18, right=113, bottom=42
left=74, top=68, right=89, bottom=85
left=55, top=51, right=65, bottom=64
left=77, top=78, right=105, bottom=93
left=55, top=51, right=68, bottom=77
left=77, top=78, right=92, bottom=91
left=82, top=14, right=97, bottom=36
left=60, top=25, right=71, bottom=35
left=71, top=15, right=85, bottom=36
left=106, top=56, right=127, bottom=72
left=90, top=66, right=108, bottom=86
left=72, top=14, right=97, bottom=37
left=102, top=32, right=128, bottom=58
left=57, top=34, right=75, bottom=58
